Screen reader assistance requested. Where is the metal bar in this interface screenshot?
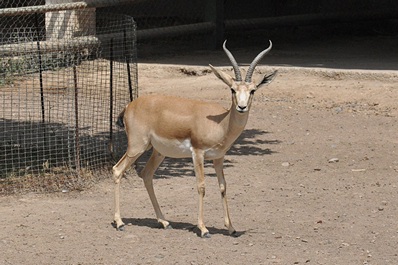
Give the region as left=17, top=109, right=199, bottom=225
left=0, top=23, right=214, bottom=51
left=225, top=9, right=398, bottom=30
left=0, top=2, right=87, bottom=16
left=109, top=38, right=114, bottom=153
left=123, top=28, right=133, bottom=102
left=73, top=65, right=81, bottom=172
left=35, top=15, right=45, bottom=124
left=0, top=36, right=99, bottom=56
left=0, top=0, right=135, bottom=16
left=137, top=22, right=215, bottom=40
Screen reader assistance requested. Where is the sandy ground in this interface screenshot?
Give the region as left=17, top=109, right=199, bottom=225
left=1, top=35, right=398, bottom=264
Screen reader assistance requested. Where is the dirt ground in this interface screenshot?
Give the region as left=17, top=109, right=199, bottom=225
left=1, top=35, right=398, bottom=264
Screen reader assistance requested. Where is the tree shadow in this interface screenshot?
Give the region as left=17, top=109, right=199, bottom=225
left=133, top=129, right=280, bottom=179
left=119, top=217, right=246, bottom=238
left=229, top=129, right=281, bottom=156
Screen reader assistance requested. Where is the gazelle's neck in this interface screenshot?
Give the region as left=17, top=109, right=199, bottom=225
left=224, top=100, right=249, bottom=143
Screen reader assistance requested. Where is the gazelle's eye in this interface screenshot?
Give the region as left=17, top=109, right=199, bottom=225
left=230, top=88, right=236, bottom=94
left=250, top=90, right=255, bottom=95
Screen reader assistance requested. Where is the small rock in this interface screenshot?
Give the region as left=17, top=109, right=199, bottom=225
left=334, top=107, right=343, bottom=113
left=352, top=169, right=366, bottom=172
left=282, top=162, right=290, bottom=167
left=328, top=158, right=339, bottom=163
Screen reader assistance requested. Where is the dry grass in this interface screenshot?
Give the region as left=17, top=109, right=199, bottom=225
left=0, top=167, right=103, bottom=195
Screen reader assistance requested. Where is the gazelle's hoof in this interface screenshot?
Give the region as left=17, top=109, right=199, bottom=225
left=112, top=221, right=125, bottom=231
left=230, top=230, right=238, bottom=237
left=201, top=232, right=211, bottom=238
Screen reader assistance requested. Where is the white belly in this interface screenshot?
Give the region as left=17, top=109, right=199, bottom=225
left=150, top=134, right=225, bottom=159
left=151, top=134, right=193, bottom=158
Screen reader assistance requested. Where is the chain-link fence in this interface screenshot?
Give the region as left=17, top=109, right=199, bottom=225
left=1, top=2, right=137, bottom=193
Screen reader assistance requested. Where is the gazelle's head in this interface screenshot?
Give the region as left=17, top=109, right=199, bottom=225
left=210, top=40, right=277, bottom=113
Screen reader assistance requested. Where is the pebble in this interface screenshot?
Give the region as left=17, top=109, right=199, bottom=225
left=352, top=169, right=366, bottom=172
left=328, top=158, right=339, bottom=163
left=282, top=162, right=290, bottom=167
left=334, top=107, right=343, bottom=113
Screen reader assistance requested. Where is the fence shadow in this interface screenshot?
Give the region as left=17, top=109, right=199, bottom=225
left=0, top=118, right=121, bottom=178
left=133, top=129, right=280, bottom=179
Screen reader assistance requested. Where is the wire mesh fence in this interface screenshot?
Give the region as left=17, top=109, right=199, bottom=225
left=1, top=1, right=397, bottom=194
left=0, top=3, right=137, bottom=193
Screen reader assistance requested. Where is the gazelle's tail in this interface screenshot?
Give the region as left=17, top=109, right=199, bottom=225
left=116, top=108, right=126, bottom=128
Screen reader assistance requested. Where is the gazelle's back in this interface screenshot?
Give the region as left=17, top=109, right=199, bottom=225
left=122, top=94, right=231, bottom=158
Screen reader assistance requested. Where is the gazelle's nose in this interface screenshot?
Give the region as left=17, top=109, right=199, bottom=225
left=237, top=105, right=247, bottom=112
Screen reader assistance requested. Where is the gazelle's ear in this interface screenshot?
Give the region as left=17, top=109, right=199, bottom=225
left=209, top=64, right=234, bottom=87
left=256, top=70, right=278, bottom=90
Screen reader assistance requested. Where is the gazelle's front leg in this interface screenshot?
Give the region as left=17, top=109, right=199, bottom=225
left=192, top=149, right=210, bottom=238
left=213, top=157, right=236, bottom=236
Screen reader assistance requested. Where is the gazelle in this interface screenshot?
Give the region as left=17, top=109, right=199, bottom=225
left=112, top=40, right=277, bottom=238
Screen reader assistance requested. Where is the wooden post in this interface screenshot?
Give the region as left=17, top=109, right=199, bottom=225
left=205, top=0, right=224, bottom=49
left=45, top=0, right=96, bottom=40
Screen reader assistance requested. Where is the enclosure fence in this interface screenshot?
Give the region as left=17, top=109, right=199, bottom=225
left=1, top=0, right=397, bottom=194
left=1, top=2, right=137, bottom=193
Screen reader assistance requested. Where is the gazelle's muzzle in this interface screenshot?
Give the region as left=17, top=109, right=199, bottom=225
left=234, top=91, right=252, bottom=113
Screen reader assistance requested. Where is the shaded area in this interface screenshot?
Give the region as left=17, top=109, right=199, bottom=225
left=138, top=29, right=398, bottom=71
left=132, top=129, right=280, bottom=179
left=0, top=118, right=126, bottom=193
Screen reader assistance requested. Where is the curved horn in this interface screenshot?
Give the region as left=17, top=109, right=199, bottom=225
left=223, top=40, right=242, bottom=81
left=245, top=40, right=272, bottom=83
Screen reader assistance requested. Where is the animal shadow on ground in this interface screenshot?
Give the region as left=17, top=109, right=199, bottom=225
left=134, top=128, right=281, bottom=179
left=119, top=218, right=246, bottom=238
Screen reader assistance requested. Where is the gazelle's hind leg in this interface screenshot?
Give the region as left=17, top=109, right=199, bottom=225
left=213, top=157, right=236, bottom=236
left=113, top=148, right=146, bottom=231
left=139, top=149, right=171, bottom=229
